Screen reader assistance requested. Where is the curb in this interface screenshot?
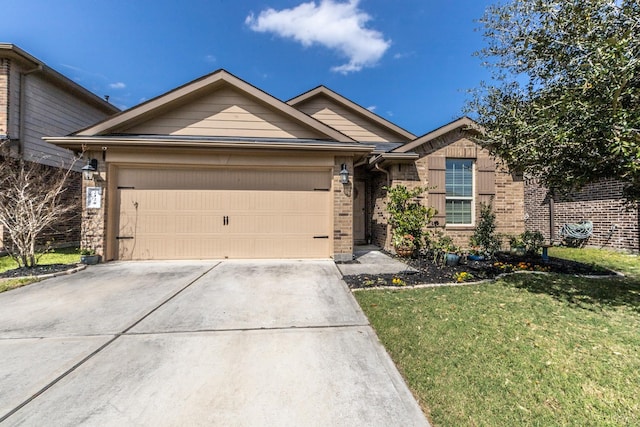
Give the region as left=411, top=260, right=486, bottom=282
left=0, top=263, right=87, bottom=283
left=349, top=269, right=624, bottom=292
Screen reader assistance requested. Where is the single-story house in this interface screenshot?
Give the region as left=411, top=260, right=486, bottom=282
left=0, top=43, right=119, bottom=251
left=47, top=69, right=525, bottom=261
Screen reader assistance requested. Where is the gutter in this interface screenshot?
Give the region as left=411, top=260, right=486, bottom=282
left=44, top=136, right=375, bottom=153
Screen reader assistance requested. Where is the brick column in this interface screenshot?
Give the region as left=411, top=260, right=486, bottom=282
left=333, top=156, right=353, bottom=261
left=80, top=151, right=107, bottom=257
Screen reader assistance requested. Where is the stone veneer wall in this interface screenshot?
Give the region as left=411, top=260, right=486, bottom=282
left=370, top=130, right=525, bottom=251
left=80, top=151, right=107, bottom=256
left=525, top=178, right=639, bottom=252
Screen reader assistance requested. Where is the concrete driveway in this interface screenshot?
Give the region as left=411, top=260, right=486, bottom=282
left=0, top=260, right=429, bottom=426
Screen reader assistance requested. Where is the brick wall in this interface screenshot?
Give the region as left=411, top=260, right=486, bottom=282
left=333, top=156, right=354, bottom=261
left=525, top=178, right=640, bottom=252
left=370, top=129, right=525, bottom=251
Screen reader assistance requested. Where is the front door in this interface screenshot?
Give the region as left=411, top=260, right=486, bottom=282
left=353, top=180, right=366, bottom=244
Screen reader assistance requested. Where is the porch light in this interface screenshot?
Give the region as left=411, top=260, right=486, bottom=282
left=339, top=164, right=350, bottom=184
left=82, top=158, right=98, bottom=181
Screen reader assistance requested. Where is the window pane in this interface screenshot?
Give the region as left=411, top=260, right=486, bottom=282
left=446, top=199, right=472, bottom=224
left=446, top=159, right=473, bottom=197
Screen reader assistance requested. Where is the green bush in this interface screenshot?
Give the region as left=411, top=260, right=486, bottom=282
left=385, top=185, right=437, bottom=249
left=469, top=201, right=501, bottom=259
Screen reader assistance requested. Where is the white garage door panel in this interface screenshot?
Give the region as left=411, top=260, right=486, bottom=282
left=118, top=189, right=330, bottom=260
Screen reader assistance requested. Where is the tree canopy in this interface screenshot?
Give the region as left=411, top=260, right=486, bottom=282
left=468, top=0, right=640, bottom=202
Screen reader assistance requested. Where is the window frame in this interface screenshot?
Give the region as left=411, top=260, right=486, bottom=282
left=445, top=158, right=475, bottom=226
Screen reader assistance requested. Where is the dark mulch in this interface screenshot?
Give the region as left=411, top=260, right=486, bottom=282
left=0, top=263, right=78, bottom=279
left=344, top=252, right=615, bottom=289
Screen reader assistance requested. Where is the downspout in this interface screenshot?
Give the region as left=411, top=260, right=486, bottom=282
left=18, top=64, right=43, bottom=155
left=549, top=194, right=555, bottom=244
left=374, top=163, right=390, bottom=187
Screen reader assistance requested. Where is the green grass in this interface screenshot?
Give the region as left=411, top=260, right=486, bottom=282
left=355, top=248, right=640, bottom=426
left=0, top=247, right=81, bottom=274
left=0, top=277, right=41, bottom=292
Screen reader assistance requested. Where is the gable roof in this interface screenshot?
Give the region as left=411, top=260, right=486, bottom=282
left=287, top=86, right=416, bottom=142
left=0, top=43, right=119, bottom=115
left=392, top=117, right=482, bottom=153
left=75, top=69, right=355, bottom=143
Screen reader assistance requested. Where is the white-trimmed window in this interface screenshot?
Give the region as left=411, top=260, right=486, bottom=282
left=445, top=159, right=474, bottom=225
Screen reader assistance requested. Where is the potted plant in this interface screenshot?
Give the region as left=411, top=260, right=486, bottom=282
left=392, top=233, right=416, bottom=257
left=467, top=246, right=485, bottom=261
left=80, top=248, right=101, bottom=265
left=508, top=235, right=526, bottom=256
left=444, top=242, right=462, bottom=266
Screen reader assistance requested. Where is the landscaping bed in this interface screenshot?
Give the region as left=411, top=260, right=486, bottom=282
left=343, top=251, right=615, bottom=289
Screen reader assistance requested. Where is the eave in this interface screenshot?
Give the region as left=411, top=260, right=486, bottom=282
left=44, top=135, right=375, bottom=154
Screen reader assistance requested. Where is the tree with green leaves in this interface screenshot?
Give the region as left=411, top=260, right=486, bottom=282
left=468, top=0, right=640, bottom=202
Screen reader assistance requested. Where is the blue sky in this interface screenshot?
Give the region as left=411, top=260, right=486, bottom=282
left=4, top=0, right=495, bottom=136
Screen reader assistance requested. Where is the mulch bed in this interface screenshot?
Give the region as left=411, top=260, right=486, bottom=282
left=0, top=263, right=79, bottom=279
left=343, top=252, right=616, bottom=289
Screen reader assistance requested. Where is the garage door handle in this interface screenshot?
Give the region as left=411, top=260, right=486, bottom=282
left=116, top=236, right=134, bottom=240
left=223, top=216, right=229, bottom=226
left=313, top=235, right=329, bottom=239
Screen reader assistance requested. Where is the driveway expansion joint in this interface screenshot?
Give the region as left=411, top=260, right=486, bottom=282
left=0, top=262, right=221, bottom=424
left=123, top=323, right=372, bottom=336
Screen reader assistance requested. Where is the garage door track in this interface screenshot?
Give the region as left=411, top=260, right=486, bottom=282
left=0, top=260, right=428, bottom=426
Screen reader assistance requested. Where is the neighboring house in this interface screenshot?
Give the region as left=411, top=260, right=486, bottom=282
left=0, top=43, right=119, bottom=251
left=47, top=69, right=524, bottom=261
left=525, top=179, right=640, bottom=252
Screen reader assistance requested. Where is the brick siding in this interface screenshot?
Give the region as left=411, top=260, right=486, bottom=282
left=525, top=178, right=640, bottom=252
left=370, top=129, right=525, bottom=252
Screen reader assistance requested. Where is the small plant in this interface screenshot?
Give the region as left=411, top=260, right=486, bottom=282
left=392, top=233, right=416, bottom=250
left=79, top=248, right=96, bottom=256
left=521, top=230, right=544, bottom=255
left=392, top=277, right=407, bottom=286
left=469, top=201, right=501, bottom=259
left=509, top=231, right=544, bottom=255
left=453, top=271, right=474, bottom=283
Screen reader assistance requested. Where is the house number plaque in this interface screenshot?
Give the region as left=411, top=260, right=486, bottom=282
left=86, top=187, right=102, bottom=209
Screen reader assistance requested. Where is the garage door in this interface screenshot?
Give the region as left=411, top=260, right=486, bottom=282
left=116, top=168, right=332, bottom=260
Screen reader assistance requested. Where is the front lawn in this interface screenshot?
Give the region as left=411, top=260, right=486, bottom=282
left=0, top=247, right=81, bottom=292
left=355, top=247, right=640, bottom=426
left=0, top=247, right=81, bottom=274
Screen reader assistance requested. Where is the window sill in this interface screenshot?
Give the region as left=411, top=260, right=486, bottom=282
left=445, top=225, right=475, bottom=231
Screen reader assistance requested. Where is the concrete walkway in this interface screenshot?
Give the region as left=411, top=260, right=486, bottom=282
left=0, top=260, right=429, bottom=426
left=336, top=245, right=417, bottom=276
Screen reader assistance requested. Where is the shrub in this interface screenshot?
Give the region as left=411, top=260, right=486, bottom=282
left=385, top=185, right=437, bottom=249
left=469, top=201, right=501, bottom=259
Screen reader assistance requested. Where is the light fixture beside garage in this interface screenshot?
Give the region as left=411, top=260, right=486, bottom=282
left=82, top=158, right=99, bottom=181
left=339, top=164, right=350, bottom=184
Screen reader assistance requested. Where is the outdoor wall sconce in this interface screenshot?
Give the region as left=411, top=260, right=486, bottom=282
left=82, top=158, right=99, bottom=181
left=339, top=164, right=350, bottom=184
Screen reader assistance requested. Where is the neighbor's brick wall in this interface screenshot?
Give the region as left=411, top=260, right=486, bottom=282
left=333, top=156, right=354, bottom=261
left=38, top=169, right=82, bottom=247
left=525, top=178, right=640, bottom=252
left=370, top=129, right=525, bottom=252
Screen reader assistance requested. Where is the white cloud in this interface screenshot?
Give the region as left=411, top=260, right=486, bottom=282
left=109, top=82, right=126, bottom=89
left=246, top=0, right=390, bottom=74
left=367, top=105, right=377, bottom=112
left=204, top=54, right=216, bottom=63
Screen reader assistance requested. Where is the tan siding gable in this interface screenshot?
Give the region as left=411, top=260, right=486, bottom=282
left=296, top=96, right=404, bottom=142
left=124, top=87, right=325, bottom=139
